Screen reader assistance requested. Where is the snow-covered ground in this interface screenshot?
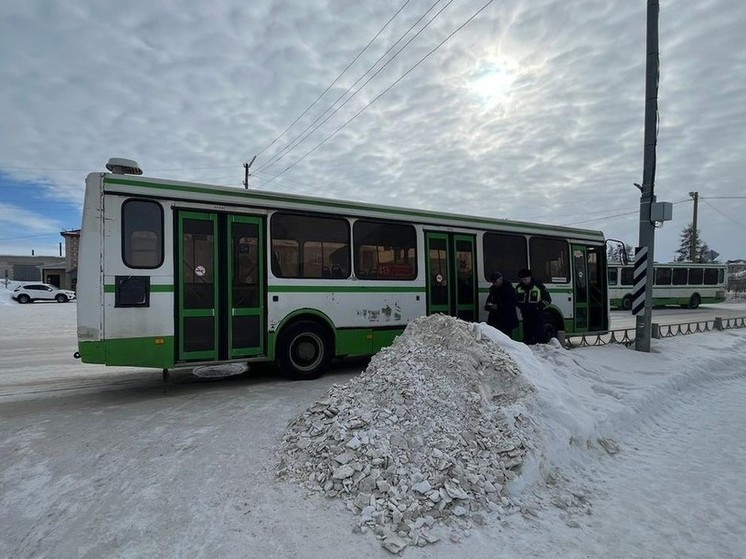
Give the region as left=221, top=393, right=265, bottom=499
left=1, top=286, right=746, bottom=558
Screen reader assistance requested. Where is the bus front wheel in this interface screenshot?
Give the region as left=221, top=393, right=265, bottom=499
left=621, top=295, right=633, bottom=311
left=277, top=321, right=331, bottom=380
left=688, top=294, right=701, bottom=309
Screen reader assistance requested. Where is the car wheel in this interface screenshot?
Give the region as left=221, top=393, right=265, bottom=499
left=277, top=321, right=331, bottom=380
left=688, top=294, right=701, bottom=309
left=16, top=294, right=31, bottom=304
left=55, top=294, right=68, bottom=303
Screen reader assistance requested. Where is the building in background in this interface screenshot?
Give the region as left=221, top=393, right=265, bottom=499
left=0, top=229, right=80, bottom=290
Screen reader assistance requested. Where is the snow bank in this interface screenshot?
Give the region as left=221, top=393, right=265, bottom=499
left=277, top=315, right=536, bottom=553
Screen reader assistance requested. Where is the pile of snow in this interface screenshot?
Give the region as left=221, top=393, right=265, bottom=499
left=0, top=281, right=21, bottom=305
left=277, top=315, right=537, bottom=553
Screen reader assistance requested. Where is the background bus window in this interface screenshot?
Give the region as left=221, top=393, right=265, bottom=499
left=655, top=267, right=672, bottom=285
left=672, top=268, right=688, bottom=285
left=608, top=268, right=618, bottom=285
left=621, top=267, right=634, bottom=285
left=704, top=268, right=719, bottom=285
left=270, top=213, right=350, bottom=278
left=354, top=220, right=417, bottom=280
left=529, top=237, right=569, bottom=283
left=688, top=267, right=704, bottom=285
left=482, top=233, right=527, bottom=282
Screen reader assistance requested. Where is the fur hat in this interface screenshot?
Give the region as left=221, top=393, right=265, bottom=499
left=517, top=268, right=532, bottom=279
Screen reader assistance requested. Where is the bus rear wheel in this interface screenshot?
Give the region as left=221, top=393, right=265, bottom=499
left=621, top=295, right=633, bottom=311
left=543, top=312, right=561, bottom=342
left=277, top=321, right=331, bottom=380
left=688, top=294, right=701, bottom=309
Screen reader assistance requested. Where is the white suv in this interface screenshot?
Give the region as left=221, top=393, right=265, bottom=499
left=12, top=283, right=77, bottom=304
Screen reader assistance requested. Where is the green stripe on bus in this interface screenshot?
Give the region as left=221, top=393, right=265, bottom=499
left=103, top=284, right=174, bottom=293
left=78, top=336, right=175, bottom=368
left=268, top=285, right=424, bottom=293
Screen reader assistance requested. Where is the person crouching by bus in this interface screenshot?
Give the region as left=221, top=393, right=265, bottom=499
left=515, top=268, right=552, bottom=345
left=484, top=271, right=518, bottom=338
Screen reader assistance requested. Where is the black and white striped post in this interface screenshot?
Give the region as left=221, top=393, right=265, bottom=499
left=632, top=247, right=648, bottom=316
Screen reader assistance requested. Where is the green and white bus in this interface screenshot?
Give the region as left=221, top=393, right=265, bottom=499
left=76, top=158, right=610, bottom=379
left=607, top=262, right=727, bottom=310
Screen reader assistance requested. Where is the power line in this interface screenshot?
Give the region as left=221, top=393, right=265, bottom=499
left=254, top=0, right=414, bottom=160
left=256, top=0, right=452, bottom=174
left=259, top=0, right=497, bottom=188
left=563, top=198, right=691, bottom=226
left=701, top=199, right=746, bottom=229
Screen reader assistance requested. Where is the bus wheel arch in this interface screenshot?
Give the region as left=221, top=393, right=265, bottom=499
left=621, top=294, right=633, bottom=311
left=688, top=293, right=701, bottom=309
left=276, top=316, right=335, bottom=380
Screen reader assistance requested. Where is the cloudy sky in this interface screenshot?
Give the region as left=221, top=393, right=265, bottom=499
left=1, top=0, right=745, bottom=262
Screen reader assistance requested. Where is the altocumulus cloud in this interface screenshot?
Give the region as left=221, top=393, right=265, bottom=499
left=1, top=0, right=745, bottom=259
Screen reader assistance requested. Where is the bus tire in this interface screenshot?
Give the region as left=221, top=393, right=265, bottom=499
left=688, top=293, right=701, bottom=309
left=621, top=295, right=632, bottom=311
left=543, top=312, right=561, bottom=342
left=277, top=321, right=331, bottom=380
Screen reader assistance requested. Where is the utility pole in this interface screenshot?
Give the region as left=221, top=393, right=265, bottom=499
left=634, top=1, right=661, bottom=353
left=689, top=191, right=699, bottom=261
left=243, top=155, right=257, bottom=189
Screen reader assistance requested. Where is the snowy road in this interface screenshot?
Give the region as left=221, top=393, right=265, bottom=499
left=2, top=297, right=746, bottom=558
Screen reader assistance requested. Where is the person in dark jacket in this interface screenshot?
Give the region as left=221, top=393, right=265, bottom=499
left=515, top=268, right=552, bottom=345
left=484, top=271, right=519, bottom=338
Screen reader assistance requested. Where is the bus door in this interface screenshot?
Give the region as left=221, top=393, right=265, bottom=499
left=571, top=244, right=589, bottom=332
left=177, top=211, right=265, bottom=362
left=425, top=232, right=477, bottom=322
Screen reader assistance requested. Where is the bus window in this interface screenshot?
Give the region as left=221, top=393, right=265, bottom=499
left=704, top=268, right=719, bottom=285
left=122, top=199, right=163, bottom=268
left=672, top=268, right=688, bottom=285
left=655, top=267, right=672, bottom=285
left=607, top=268, right=618, bottom=286
left=688, top=268, right=703, bottom=285
left=620, top=267, right=634, bottom=285
left=482, top=233, right=527, bottom=283
left=270, top=213, right=350, bottom=278
left=529, top=237, right=569, bottom=283
left=353, top=220, right=417, bottom=280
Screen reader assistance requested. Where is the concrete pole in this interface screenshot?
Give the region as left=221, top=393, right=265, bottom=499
left=634, top=1, right=660, bottom=353
left=689, top=191, right=699, bottom=261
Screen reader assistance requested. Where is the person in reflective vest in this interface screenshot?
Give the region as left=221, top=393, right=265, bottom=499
left=515, top=268, right=552, bottom=345
left=484, top=270, right=519, bottom=338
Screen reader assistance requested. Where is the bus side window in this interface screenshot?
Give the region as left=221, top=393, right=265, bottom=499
left=271, top=250, right=283, bottom=277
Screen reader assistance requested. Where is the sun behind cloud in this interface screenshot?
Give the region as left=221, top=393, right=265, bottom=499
left=467, top=56, right=520, bottom=108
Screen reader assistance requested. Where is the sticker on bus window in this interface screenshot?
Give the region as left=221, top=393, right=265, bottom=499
left=195, top=265, right=206, bottom=277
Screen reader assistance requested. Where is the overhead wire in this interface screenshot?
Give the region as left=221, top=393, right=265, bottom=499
left=258, top=0, right=497, bottom=188
left=253, top=0, right=414, bottom=160
left=256, top=0, right=452, bottom=175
